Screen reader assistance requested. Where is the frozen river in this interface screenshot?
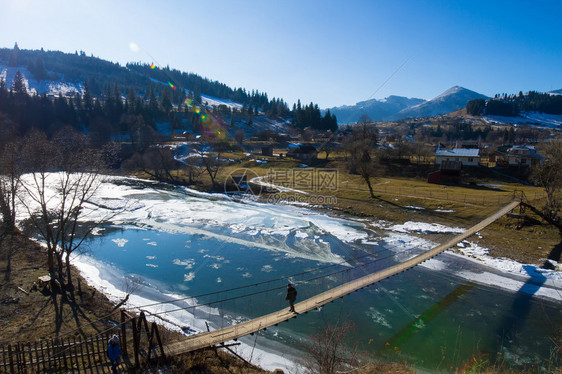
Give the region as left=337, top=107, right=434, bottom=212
left=69, top=176, right=562, bottom=372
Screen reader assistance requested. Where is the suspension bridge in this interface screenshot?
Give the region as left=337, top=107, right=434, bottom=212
left=163, top=200, right=521, bottom=356
left=0, top=200, right=522, bottom=372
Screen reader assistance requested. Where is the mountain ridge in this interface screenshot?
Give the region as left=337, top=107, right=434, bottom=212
left=327, top=86, right=489, bottom=123
left=388, top=86, right=489, bottom=120
left=327, top=95, right=426, bottom=124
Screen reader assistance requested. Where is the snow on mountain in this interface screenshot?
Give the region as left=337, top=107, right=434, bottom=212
left=0, top=64, right=83, bottom=97
left=327, top=95, right=426, bottom=124
left=388, top=86, right=489, bottom=120
left=549, top=88, right=562, bottom=95
left=483, top=112, right=562, bottom=129
left=201, top=94, right=243, bottom=111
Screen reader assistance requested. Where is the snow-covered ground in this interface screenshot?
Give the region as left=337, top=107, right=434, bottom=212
left=373, top=220, right=562, bottom=301
left=201, top=94, right=243, bottom=111
left=0, top=64, right=83, bottom=97
left=484, top=112, right=562, bottom=128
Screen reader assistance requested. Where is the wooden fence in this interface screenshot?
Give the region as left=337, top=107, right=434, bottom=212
left=1, top=334, right=112, bottom=373
left=0, top=311, right=165, bottom=373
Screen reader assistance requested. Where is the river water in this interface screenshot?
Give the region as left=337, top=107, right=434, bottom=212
left=74, top=177, right=561, bottom=372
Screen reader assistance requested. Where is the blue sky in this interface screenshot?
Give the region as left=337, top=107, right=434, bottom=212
left=1, top=0, right=561, bottom=108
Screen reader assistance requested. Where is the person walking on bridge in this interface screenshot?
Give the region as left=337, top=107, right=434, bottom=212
left=286, top=283, right=297, bottom=313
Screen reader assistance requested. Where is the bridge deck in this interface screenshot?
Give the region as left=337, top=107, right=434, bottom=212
left=165, top=200, right=520, bottom=356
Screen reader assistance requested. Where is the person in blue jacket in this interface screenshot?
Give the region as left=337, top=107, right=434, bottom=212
left=107, top=335, right=123, bottom=373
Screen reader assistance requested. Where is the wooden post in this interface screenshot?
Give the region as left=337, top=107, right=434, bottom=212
left=8, top=344, right=14, bottom=373
left=16, top=343, right=23, bottom=372
left=67, top=337, right=74, bottom=370
left=94, top=335, right=102, bottom=364
left=152, top=323, right=166, bottom=360
left=27, top=342, right=33, bottom=369
left=120, top=310, right=128, bottom=358
left=13, top=343, right=19, bottom=372
left=20, top=342, right=27, bottom=371
left=72, top=337, right=80, bottom=370
left=131, top=317, right=140, bottom=368
left=77, top=337, right=86, bottom=371
left=84, top=337, right=93, bottom=373
left=1, top=345, right=5, bottom=371
left=60, top=338, right=68, bottom=370
left=46, top=339, right=52, bottom=369
left=34, top=342, right=40, bottom=371
left=38, top=341, right=45, bottom=371
left=55, top=338, right=61, bottom=369
left=140, top=311, right=151, bottom=337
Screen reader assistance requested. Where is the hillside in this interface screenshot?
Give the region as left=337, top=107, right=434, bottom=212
left=0, top=45, right=289, bottom=116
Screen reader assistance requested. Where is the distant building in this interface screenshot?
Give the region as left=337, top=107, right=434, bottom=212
left=287, top=144, right=318, bottom=162
left=261, top=145, right=274, bottom=157
left=489, top=145, right=543, bottom=167
left=435, top=148, right=480, bottom=167
left=428, top=160, right=463, bottom=184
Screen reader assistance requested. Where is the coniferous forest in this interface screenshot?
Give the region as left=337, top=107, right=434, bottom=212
left=467, top=91, right=562, bottom=116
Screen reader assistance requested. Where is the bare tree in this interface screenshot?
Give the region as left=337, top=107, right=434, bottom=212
left=135, top=146, right=181, bottom=184
left=300, top=320, right=361, bottom=374
left=343, top=129, right=378, bottom=198
left=0, top=138, right=23, bottom=278
left=0, top=115, right=20, bottom=237
left=531, top=140, right=562, bottom=232
left=191, top=143, right=224, bottom=189
left=412, top=142, right=432, bottom=164
left=357, top=113, right=372, bottom=126
left=19, top=129, right=113, bottom=287
left=0, top=140, right=22, bottom=236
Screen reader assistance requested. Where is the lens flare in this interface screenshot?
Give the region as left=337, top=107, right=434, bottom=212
left=195, top=106, right=201, bottom=114
left=184, top=98, right=192, bottom=106
left=168, top=82, right=176, bottom=90
left=150, top=63, right=156, bottom=69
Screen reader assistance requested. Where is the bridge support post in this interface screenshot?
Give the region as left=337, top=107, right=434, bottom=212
left=120, top=311, right=128, bottom=358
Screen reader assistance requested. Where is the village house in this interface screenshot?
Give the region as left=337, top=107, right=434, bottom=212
left=435, top=148, right=481, bottom=167
left=489, top=145, right=543, bottom=167
left=261, top=145, right=274, bottom=157
left=428, top=160, right=463, bottom=184
left=287, top=144, right=318, bottom=162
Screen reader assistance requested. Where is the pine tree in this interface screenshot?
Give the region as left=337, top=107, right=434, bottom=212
left=83, top=82, right=93, bottom=111
left=127, top=86, right=137, bottom=113
left=8, top=43, right=20, bottom=67
left=161, top=87, right=173, bottom=113
left=11, top=71, right=28, bottom=105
